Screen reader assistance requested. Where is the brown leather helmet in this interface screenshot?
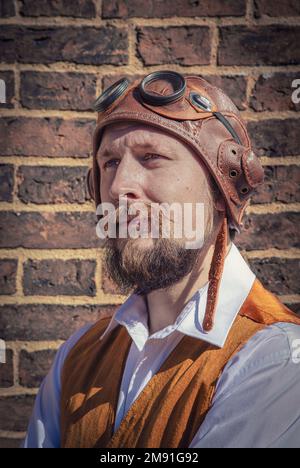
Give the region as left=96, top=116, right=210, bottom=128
left=87, top=70, right=264, bottom=233
left=87, top=71, right=265, bottom=333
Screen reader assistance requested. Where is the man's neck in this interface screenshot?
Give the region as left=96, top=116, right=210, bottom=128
left=146, top=238, right=232, bottom=336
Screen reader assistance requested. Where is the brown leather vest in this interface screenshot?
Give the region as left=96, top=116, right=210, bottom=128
left=60, top=279, right=300, bottom=448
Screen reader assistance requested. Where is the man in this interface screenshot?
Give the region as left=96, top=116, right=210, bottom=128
left=23, top=71, right=300, bottom=448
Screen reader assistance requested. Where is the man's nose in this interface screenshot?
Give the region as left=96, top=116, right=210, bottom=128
left=108, top=157, right=143, bottom=202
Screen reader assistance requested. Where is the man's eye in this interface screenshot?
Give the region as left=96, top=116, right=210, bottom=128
left=143, top=153, right=163, bottom=161
left=103, top=159, right=120, bottom=169
left=103, top=154, right=166, bottom=169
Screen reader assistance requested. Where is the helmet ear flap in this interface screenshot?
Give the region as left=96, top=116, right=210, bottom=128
left=241, top=149, right=265, bottom=189
left=86, top=168, right=95, bottom=200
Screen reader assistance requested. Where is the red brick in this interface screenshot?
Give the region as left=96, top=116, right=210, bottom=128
left=0, top=438, right=22, bottom=448
left=0, top=0, right=15, bottom=17
left=0, top=164, right=14, bottom=202
left=0, top=395, right=35, bottom=431
left=20, top=0, right=96, bottom=18
left=0, top=259, right=17, bottom=295
left=136, top=26, right=211, bottom=66
left=0, top=70, right=15, bottom=109
left=254, top=0, right=300, bottom=17
left=103, top=0, right=246, bottom=18
left=249, top=258, right=300, bottom=295
left=247, top=119, right=300, bottom=157
left=20, top=71, right=97, bottom=111
left=251, top=165, right=300, bottom=204
left=250, top=73, right=300, bottom=112
left=0, top=304, right=117, bottom=341
left=23, top=259, right=96, bottom=296
left=0, top=26, right=128, bottom=65
left=218, top=26, right=300, bottom=66
left=0, top=117, right=95, bottom=157
left=19, top=349, right=57, bottom=388
left=235, top=212, right=299, bottom=250
left=0, top=349, right=14, bottom=388
left=17, top=166, right=90, bottom=204
left=0, top=211, right=102, bottom=249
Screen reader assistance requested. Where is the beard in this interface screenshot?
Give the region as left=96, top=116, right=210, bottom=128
left=104, top=236, right=201, bottom=296
left=102, top=198, right=215, bottom=296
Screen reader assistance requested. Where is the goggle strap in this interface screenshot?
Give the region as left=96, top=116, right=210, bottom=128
left=213, top=112, right=242, bottom=145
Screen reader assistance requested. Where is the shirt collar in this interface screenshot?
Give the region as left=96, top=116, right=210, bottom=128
left=99, top=243, right=256, bottom=350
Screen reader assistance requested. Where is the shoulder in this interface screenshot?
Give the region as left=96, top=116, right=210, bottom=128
left=52, top=323, right=96, bottom=381
left=214, top=321, right=300, bottom=400
left=193, top=321, right=300, bottom=447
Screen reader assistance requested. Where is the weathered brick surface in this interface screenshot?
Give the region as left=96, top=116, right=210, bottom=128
left=218, top=26, right=300, bottom=66
left=19, top=0, right=96, bottom=18
left=0, top=259, right=17, bottom=295
left=0, top=304, right=117, bottom=341
left=0, top=117, right=95, bottom=157
left=19, top=349, right=57, bottom=388
left=249, top=258, right=300, bottom=296
left=254, top=0, right=300, bottom=17
left=0, top=0, right=15, bottom=17
left=0, top=212, right=102, bottom=249
left=136, top=26, right=211, bottom=66
left=0, top=70, right=15, bottom=108
left=17, top=166, right=91, bottom=204
left=249, top=72, right=300, bottom=112
left=0, top=395, right=35, bottom=431
left=103, top=0, right=246, bottom=18
left=247, top=119, right=300, bottom=157
left=0, top=349, right=14, bottom=388
left=0, top=438, right=22, bottom=448
left=0, top=26, right=128, bottom=65
left=20, top=72, right=97, bottom=111
left=23, top=259, right=96, bottom=296
left=0, top=164, right=14, bottom=202
left=251, top=166, right=300, bottom=204
left=235, top=212, right=300, bottom=250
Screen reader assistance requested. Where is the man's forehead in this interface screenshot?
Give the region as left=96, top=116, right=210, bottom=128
left=100, top=121, right=180, bottom=151
left=102, top=121, right=167, bottom=138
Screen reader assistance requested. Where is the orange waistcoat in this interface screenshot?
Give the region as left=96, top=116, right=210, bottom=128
left=60, top=279, right=300, bottom=448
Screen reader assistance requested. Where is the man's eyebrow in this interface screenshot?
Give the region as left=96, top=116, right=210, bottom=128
left=99, top=142, right=174, bottom=158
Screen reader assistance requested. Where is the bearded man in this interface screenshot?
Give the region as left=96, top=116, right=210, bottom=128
left=23, top=71, right=300, bottom=448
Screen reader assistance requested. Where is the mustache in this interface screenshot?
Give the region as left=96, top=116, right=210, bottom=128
left=111, top=200, right=175, bottom=229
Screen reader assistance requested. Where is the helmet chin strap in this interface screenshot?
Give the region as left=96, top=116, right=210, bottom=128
left=202, top=215, right=228, bottom=333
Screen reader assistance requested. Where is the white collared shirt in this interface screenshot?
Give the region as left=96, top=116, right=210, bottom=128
left=22, top=243, right=300, bottom=448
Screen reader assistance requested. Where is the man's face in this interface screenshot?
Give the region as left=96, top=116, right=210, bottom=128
left=97, top=122, right=217, bottom=294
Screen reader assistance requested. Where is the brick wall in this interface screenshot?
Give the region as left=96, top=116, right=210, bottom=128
left=0, top=0, right=299, bottom=447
